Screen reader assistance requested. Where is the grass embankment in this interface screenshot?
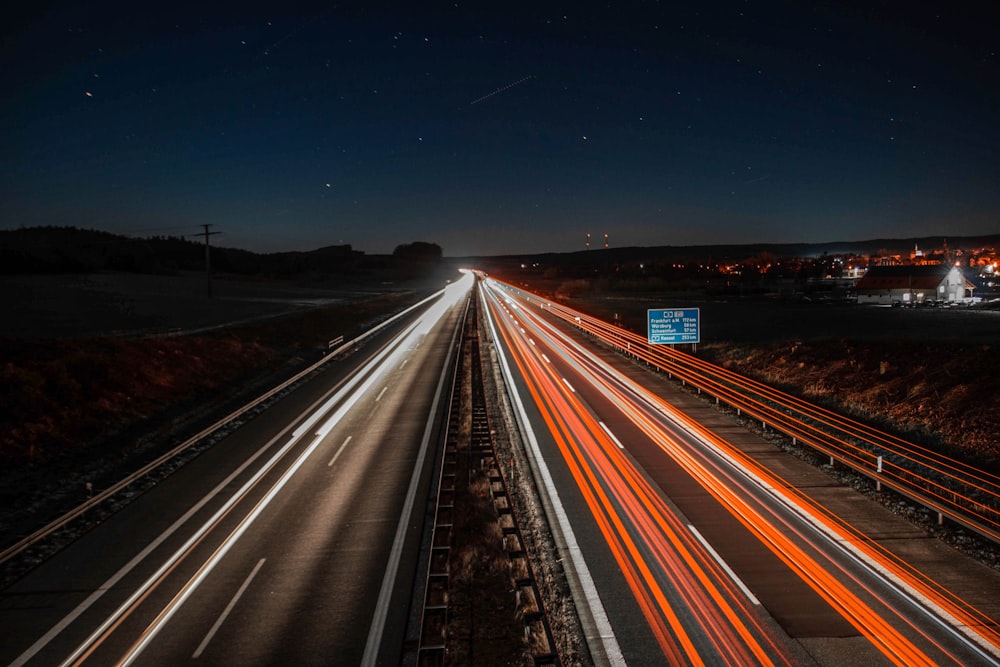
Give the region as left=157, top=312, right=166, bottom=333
left=558, top=292, right=1000, bottom=473
left=705, top=340, right=1000, bottom=472
left=0, top=336, right=275, bottom=466
left=0, top=293, right=415, bottom=470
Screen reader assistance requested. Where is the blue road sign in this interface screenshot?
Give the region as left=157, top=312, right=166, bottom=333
left=648, top=308, right=700, bottom=344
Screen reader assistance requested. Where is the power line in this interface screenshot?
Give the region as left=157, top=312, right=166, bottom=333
left=189, top=224, right=222, bottom=298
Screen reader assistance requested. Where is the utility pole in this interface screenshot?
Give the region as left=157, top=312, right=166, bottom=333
left=194, top=224, right=221, bottom=298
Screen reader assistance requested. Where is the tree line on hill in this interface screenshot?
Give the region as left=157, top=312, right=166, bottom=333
left=0, top=227, right=443, bottom=281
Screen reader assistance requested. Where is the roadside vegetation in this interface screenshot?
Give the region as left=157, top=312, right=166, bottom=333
left=0, top=292, right=417, bottom=469
left=0, top=335, right=275, bottom=466
left=704, top=340, right=1000, bottom=472
left=555, top=290, right=1000, bottom=474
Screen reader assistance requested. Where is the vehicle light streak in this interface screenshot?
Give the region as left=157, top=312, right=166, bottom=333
left=482, top=278, right=999, bottom=665
left=192, top=557, right=266, bottom=659
left=55, top=277, right=473, bottom=667
left=482, top=291, right=626, bottom=665
left=494, top=280, right=1000, bottom=656
left=524, top=286, right=1000, bottom=541
left=483, top=283, right=796, bottom=666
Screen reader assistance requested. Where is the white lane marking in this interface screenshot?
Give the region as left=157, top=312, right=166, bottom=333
left=11, top=425, right=292, bottom=667
left=505, top=282, right=1000, bottom=662
left=328, top=436, right=353, bottom=467
left=401, top=358, right=409, bottom=368
left=481, top=287, right=624, bottom=667
left=120, top=429, right=331, bottom=666
left=294, top=317, right=424, bottom=439
left=529, top=338, right=535, bottom=346
left=375, top=386, right=388, bottom=402
left=541, top=353, right=551, bottom=364
left=361, top=296, right=465, bottom=666
left=192, top=558, right=266, bottom=659
left=562, top=378, right=575, bottom=393
left=687, top=524, right=760, bottom=606
left=13, top=315, right=432, bottom=667
left=598, top=422, right=625, bottom=449
left=62, top=310, right=430, bottom=667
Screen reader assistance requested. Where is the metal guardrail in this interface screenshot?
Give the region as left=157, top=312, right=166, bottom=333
left=500, top=283, right=1000, bottom=547
left=0, top=292, right=444, bottom=567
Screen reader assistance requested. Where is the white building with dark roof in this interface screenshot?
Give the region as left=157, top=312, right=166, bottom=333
left=855, top=265, right=974, bottom=305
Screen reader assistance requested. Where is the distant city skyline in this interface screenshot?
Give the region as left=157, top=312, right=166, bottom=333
left=3, top=2, right=997, bottom=256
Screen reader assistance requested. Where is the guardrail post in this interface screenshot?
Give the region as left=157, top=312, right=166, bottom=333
left=876, top=455, right=883, bottom=492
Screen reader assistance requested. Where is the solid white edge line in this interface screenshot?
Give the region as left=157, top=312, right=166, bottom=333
left=598, top=422, right=625, bottom=450
left=511, top=281, right=1000, bottom=663
left=481, top=284, right=625, bottom=667
left=11, top=295, right=449, bottom=667
left=653, top=397, right=1000, bottom=661
left=119, top=428, right=331, bottom=666
left=328, top=436, right=353, bottom=467
left=11, top=427, right=287, bottom=667
left=192, top=558, right=266, bottom=659
left=687, top=525, right=760, bottom=606
left=58, top=301, right=428, bottom=667
left=360, top=290, right=468, bottom=666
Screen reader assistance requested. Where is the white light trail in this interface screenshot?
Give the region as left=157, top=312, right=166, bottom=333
left=58, top=278, right=470, bottom=667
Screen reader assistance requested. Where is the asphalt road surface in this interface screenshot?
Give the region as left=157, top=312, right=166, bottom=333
left=0, top=273, right=474, bottom=666
left=480, top=277, right=1000, bottom=666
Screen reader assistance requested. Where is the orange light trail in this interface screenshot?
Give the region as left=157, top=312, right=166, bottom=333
left=482, top=278, right=1000, bottom=665
left=495, top=282, right=1000, bottom=655
left=483, top=285, right=796, bottom=665
left=531, top=291, right=1000, bottom=542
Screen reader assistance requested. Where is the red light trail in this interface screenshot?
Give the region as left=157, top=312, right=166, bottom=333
left=480, top=276, right=1000, bottom=665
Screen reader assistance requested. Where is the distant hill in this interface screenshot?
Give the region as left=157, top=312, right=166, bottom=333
left=4, top=226, right=997, bottom=279
left=0, top=227, right=441, bottom=282
left=459, top=235, right=1000, bottom=285
left=462, top=234, right=1000, bottom=266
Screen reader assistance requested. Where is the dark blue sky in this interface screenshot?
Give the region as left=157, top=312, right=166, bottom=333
left=3, top=1, right=997, bottom=256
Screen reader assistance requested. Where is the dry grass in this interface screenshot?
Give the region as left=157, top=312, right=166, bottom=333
left=707, top=340, right=1000, bottom=470
left=0, top=292, right=415, bottom=470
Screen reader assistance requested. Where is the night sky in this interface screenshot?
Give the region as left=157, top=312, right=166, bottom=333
left=3, top=2, right=997, bottom=256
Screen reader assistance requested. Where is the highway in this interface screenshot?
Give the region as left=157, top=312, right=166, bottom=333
left=479, top=276, right=1000, bottom=666
left=0, top=272, right=474, bottom=667
left=4, top=269, right=999, bottom=666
